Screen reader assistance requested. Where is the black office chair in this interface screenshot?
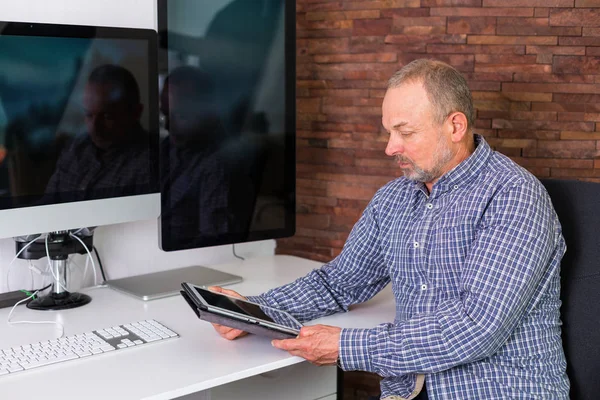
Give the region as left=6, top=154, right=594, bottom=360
left=541, top=179, right=600, bottom=400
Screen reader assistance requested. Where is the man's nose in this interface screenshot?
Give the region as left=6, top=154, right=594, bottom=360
left=385, top=135, right=404, bottom=157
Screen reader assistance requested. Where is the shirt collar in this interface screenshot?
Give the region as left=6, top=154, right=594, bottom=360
left=412, top=134, right=491, bottom=197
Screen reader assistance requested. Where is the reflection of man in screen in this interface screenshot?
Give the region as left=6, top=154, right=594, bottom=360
left=44, top=64, right=151, bottom=202
left=160, top=66, right=230, bottom=245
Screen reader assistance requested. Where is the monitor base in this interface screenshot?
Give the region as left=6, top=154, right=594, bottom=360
left=27, top=292, right=92, bottom=311
left=107, top=265, right=243, bottom=301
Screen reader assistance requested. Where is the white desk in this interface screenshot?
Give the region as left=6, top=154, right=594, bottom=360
left=0, top=255, right=395, bottom=399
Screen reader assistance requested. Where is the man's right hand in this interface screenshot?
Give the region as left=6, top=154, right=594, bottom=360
left=207, top=286, right=249, bottom=340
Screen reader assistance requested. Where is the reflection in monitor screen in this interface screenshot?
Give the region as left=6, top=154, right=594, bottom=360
left=0, top=34, right=156, bottom=208
left=158, top=0, right=296, bottom=251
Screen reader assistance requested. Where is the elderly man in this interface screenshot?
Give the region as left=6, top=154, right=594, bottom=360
left=210, top=59, right=570, bottom=399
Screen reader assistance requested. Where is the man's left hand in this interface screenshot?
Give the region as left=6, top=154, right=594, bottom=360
left=271, top=324, right=341, bottom=366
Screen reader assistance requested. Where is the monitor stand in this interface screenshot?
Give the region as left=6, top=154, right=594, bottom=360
left=105, top=265, right=243, bottom=301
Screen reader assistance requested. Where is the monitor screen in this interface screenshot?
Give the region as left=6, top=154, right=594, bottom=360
left=0, top=22, right=159, bottom=238
left=157, top=0, right=296, bottom=251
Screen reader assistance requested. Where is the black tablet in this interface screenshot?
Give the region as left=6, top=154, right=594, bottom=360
left=180, top=283, right=301, bottom=339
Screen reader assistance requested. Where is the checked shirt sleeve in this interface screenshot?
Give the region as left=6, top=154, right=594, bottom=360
left=247, top=189, right=392, bottom=323
left=339, top=180, right=565, bottom=376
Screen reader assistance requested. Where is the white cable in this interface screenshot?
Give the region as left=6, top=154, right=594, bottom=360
left=7, top=290, right=65, bottom=338
left=5, top=235, right=41, bottom=292
left=45, top=234, right=69, bottom=292
left=69, top=233, right=98, bottom=287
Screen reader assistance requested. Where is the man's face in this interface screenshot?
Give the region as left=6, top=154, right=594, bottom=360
left=83, top=83, right=142, bottom=150
left=382, top=81, right=454, bottom=184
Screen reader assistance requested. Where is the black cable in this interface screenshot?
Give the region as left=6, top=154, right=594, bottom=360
left=93, top=246, right=108, bottom=282
left=232, top=244, right=245, bottom=261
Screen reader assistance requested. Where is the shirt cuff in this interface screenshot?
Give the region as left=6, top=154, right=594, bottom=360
left=339, top=328, right=374, bottom=372
left=245, top=294, right=270, bottom=307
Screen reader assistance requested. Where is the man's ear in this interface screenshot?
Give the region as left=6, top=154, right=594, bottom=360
left=447, top=112, right=468, bottom=143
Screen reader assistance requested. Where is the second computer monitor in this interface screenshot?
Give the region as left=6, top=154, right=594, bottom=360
left=157, top=0, right=296, bottom=251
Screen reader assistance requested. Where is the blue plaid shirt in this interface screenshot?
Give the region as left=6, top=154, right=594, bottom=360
left=251, top=135, right=569, bottom=399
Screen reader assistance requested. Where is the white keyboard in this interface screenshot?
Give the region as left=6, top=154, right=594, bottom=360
left=0, top=319, right=179, bottom=376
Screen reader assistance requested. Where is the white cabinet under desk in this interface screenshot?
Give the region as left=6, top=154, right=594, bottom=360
left=0, top=255, right=396, bottom=400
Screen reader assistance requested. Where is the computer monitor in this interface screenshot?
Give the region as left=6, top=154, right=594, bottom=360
left=0, top=21, right=160, bottom=308
left=157, top=0, right=296, bottom=252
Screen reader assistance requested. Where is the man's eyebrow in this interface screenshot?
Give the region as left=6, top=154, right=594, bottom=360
left=392, top=121, right=409, bottom=129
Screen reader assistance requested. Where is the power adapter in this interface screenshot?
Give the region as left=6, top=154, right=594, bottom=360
left=0, top=290, right=32, bottom=309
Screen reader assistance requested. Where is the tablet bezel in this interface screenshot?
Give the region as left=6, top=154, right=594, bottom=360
left=181, top=282, right=301, bottom=336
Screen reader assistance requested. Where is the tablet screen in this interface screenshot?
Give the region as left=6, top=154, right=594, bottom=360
left=196, top=287, right=301, bottom=331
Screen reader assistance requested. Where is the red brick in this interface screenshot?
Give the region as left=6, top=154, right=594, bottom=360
left=534, top=8, right=550, bottom=18
left=474, top=99, right=510, bottom=111
left=468, top=36, right=557, bottom=45
left=313, top=53, right=397, bottom=63
left=512, top=157, right=593, bottom=168
left=478, top=110, right=511, bottom=119
left=497, top=18, right=581, bottom=36
left=297, top=195, right=339, bottom=208
left=380, top=8, right=431, bottom=18
left=475, top=64, right=552, bottom=73
left=532, top=103, right=586, bottom=112
left=448, top=17, right=496, bottom=35
left=316, top=172, right=390, bottom=187
left=510, top=111, right=557, bottom=120
left=502, top=92, right=554, bottom=102
left=549, top=9, right=600, bottom=27
left=525, top=167, right=551, bottom=177
left=430, top=8, right=534, bottom=17
left=502, top=82, right=600, bottom=94
left=588, top=48, right=600, bottom=56
left=526, top=45, right=586, bottom=55
left=484, top=0, right=573, bottom=5
left=554, top=94, right=600, bottom=104
left=343, top=0, right=421, bottom=9
left=575, top=0, right=600, bottom=6
left=313, top=64, right=345, bottom=79
left=302, top=20, right=354, bottom=30
left=513, top=74, right=596, bottom=83
left=392, top=16, right=447, bottom=27
left=488, top=137, right=537, bottom=148
left=469, top=81, right=502, bottom=91
left=561, top=131, right=600, bottom=140
left=306, top=10, right=381, bottom=21
left=476, top=54, right=539, bottom=65
left=586, top=114, right=600, bottom=122
left=395, top=26, right=447, bottom=35
left=422, top=0, right=482, bottom=4
left=303, top=0, right=344, bottom=12
left=328, top=137, right=386, bottom=148
left=560, top=37, right=600, bottom=46
left=326, top=182, right=379, bottom=200
left=499, top=130, right=560, bottom=140
left=553, top=56, right=600, bottom=75
left=297, top=130, right=353, bottom=140
left=493, top=119, right=595, bottom=131
left=428, top=44, right=526, bottom=54
left=310, top=89, right=371, bottom=97
left=353, top=19, right=392, bottom=36
left=537, top=54, right=554, bottom=64
left=583, top=28, right=600, bottom=36
left=308, top=38, right=350, bottom=54
left=298, top=80, right=328, bottom=89
left=385, top=34, right=467, bottom=45
left=297, top=98, right=322, bottom=113
left=465, top=72, right=514, bottom=81
left=402, top=53, right=475, bottom=71
left=297, top=213, right=331, bottom=230
left=350, top=35, right=428, bottom=53
left=524, top=140, right=599, bottom=158
left=297, top=148, right=355, bottom=166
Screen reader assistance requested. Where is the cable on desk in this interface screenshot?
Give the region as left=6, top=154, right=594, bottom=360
left=232, top=244, right=245, bottom=261
left=93, top=246, right=108, bottom=283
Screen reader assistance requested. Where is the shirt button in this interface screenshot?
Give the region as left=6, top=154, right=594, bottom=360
left=453, top=185, right=459, bottom=190
left=426, top=203, right=433, bottom=209
left=421, top=284, right=428, bottom=291
left=413, top=242, right=420, bottom=248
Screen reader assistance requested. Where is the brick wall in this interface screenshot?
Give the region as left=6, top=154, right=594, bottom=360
left=277, top=0, right=600, bottom=265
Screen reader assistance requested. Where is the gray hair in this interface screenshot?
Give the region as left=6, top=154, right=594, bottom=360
left=387, top=59, right=475, bottom=131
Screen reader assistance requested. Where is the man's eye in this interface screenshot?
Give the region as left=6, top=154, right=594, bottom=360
left=400, top=131, right=414, bottom=136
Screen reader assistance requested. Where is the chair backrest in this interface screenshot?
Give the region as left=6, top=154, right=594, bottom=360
left=541, top=179, right=600, bottom=400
